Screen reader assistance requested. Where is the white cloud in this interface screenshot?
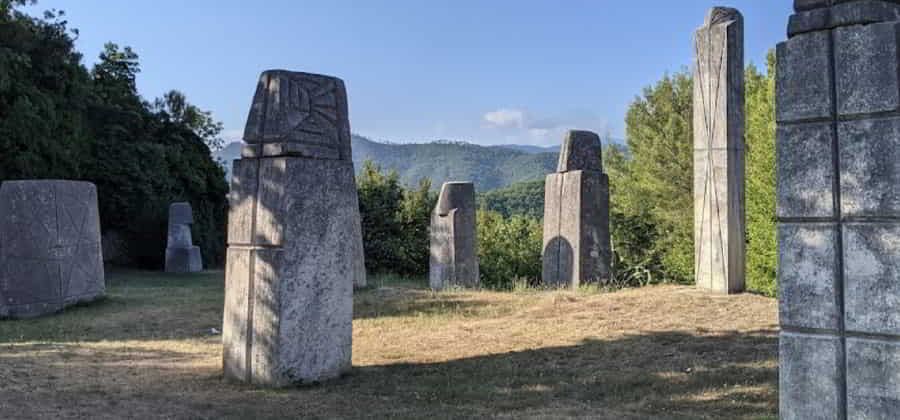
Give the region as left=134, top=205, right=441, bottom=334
left=483, top=108, right=526, bottom=129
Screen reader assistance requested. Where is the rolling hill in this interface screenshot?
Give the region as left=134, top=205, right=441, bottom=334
left=214, top=135, right=559, bottom=192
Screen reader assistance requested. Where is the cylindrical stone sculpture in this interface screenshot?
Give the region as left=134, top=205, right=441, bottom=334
left=0, top=180, right=105, bottom=318
left=165, top=202, right=202, bottom=273
left=693, top=7, right=745, bottom=294
left=429, top=182, right=478, bottom=290
left=778, top=1, right=900, bottom=418
left=541, top=130, right=611, bottom=287
left=222, top=70, right=365, bottom=387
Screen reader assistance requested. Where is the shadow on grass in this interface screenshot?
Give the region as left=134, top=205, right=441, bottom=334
left=0, top=329, right=777, bottom=419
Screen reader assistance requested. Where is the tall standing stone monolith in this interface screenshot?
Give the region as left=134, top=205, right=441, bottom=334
left=541, top=130, right=611, bottom=287
left=778, top=1, right=900, bottom=418
left=429, top=181, right=478, bottom=290
left=222, top=70, right=365, bottom=387
left=693, top=7, right=746, bottom=294
left=0, top=180, right=105, bottom=318
left=165, top=202, right=202, bottom=273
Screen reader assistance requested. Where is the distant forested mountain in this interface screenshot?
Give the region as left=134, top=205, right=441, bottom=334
left=477, top=180, right=545, bottom=219
left=215, top=135, right=559, bottom=191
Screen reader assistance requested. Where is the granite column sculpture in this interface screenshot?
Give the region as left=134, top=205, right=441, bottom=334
left=778, top=1, right=900, bottom=418
left=165, top=202, right=203, bottom=273
left=222, top=70, right=365, bottom=387
left=693, top=7, right=746, bottom=294
left=429, top=182, right=478, bottom=290
left=0, top=180, right=105, bottom=318
left=541, top=130, right=611, bottom=287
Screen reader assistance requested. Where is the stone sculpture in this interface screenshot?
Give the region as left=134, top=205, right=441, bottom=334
left=693, top=7, right=746, bottom=294
left=222, top=70, right=365, bottom=387
left=429, top=182, right=478, bottom=290
left=0, top=180, right=105, bottom=318
left=165, top=202, right=202, bottom=273
left=777, top=1, right=900, bottom=418
left=541, top=130, right=611, bottom=287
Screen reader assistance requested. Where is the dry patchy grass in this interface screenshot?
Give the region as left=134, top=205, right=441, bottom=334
left=0, top=271, right=778, bottom=419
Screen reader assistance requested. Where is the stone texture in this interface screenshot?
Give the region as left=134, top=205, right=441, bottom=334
left=542, top=130, right=611, bottom=287
left=776, top=122, right=836, bottom=218
left=778, top=224, right=841, bottom=330
left=839, top=118, right=900, bottom=217
left=693, top=7, right=745, bottom=294
left=429, top=182, right=478, bottom=290
left=222, top=70, right=364, bottom=387
left=165, top=202, right=202, bottom=273
left=780, top=333, right=844, bottom=420
left=0, top=180, right=105, bottom=319
left=847, top=338, right=900, bottom=419
left=779, top=2, right=900, bottom=417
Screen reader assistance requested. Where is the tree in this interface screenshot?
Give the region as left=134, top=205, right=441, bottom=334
left=153, top=90, right=225, bottom=150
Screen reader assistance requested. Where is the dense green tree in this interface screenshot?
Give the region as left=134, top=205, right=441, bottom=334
left=745, top=52, right=777, bottom=296
left=623, top=71, right=695, bottom=283
left=477, top=179, right=544, bottom=219
left=153, top=90, right=225, bottom=150
left=477, top=211, right=542, bottom=289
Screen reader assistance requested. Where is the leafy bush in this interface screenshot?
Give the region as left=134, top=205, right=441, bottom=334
left=477, top=210, right=542, bottom=289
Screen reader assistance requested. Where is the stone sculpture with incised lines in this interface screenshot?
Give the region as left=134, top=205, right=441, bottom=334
left=541, top=130, right=611, bottom=287
left=429, top=182, right=478, bottom=290
left=222, top=70, right=365, bottom=387
left=165, top=202, right=203, bottom=273
left=693, top=7, right=745, bottom=294
left=778, top=1, right=900, bottom=418
left=0, top=180, right=105, bottom=319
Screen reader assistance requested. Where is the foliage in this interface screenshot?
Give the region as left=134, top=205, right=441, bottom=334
left=745, top=52, right=777, bottom=297
left=477, top=179, right=544, bottom=219
left=476, top=210, right=542, bottom=289
left=357, top=160, right=436, bottom=276
left=623, top=71, right=695, bottom=283
left=0, top=4, right=228, bottom=268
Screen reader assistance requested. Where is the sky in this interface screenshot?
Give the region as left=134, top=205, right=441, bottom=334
left=27, top=0, right=792, bottom=147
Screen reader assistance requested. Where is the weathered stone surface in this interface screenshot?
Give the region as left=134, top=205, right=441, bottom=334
left=243, top=70, right=352, bottom=161
left=839, top=118, right=900, bottom=217
left=844, top=223, right=900, bottom=335
left=693, top=8, right=745, bottom=294
left=222, top=70, right=364, bottom=387
left=776, top=122, right=836, bottom=218
left=776, top=31, right=833, bottom=122
left=542, top=130, right=611, bottom=287
left=0, top=180, right=105, bottom=319
left=847, top=337, right=900, bottom=419
left=778, top=1, right=900, bottom=417
left=835, top=21, right=900, bottom=115
left=778, top=224, right=840, bottom=330
left=780, top=333, right=844, bottom=420
left=557, top=130, right=602, bottom=172
left=165, top=202, right=202, bottom=273
left=429, top=182, right=478, bottom=290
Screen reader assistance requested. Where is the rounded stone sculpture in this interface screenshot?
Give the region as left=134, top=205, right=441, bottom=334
left=0, top=180, right=105, bottom=318
left=165, top=202, right=203, bottom=273
left=429, top=182, right=479, bottom=290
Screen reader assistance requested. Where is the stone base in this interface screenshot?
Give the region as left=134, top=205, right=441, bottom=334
left=542, top=170, right=611, bottom=287
left=165, top=246, right=203, bottom=273
left=222, top=156, right=362, bottom=387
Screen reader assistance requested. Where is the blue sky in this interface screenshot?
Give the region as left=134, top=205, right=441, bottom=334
left=28, top=0, right=791, bottom=146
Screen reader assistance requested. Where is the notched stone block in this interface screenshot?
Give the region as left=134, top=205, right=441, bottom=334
left=844, top=223, right=900, bottom=335
left=839, top=118, right=900, bottom=217
left=790, top=1, right=900, bottom=36
left=835, top=22, right=900, bottom=116
left=243, top=70, right=351, bottom=160
left=779, top=332, right=844, bottom=420
left=847, top=337, right=900, bottom=419
left=557, top=130, right=602, bottom=172
left=429, top=182, right=479, bottom=290
left=777, top=32, right=834, bottom=122
left=776, top=122, right=835, bottom=218
left=778, top=224, right=840, bottom=330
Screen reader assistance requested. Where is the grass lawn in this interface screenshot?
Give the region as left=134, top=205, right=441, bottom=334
left=0, top=270, right=778, bottom=419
